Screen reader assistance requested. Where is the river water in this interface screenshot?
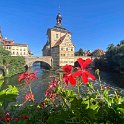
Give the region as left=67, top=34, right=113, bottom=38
left=3, top=63, right=124, bottom=104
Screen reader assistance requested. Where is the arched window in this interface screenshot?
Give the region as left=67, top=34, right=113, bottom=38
left=56, top=34, right=58, bottom=39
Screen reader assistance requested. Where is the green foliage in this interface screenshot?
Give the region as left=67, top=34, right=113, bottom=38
left=0, top=79, right=18, bottom=115
left=23, top=74, right=117, bottom=124
left=75, top=48, right=84, bottom=56
left=0, top=63, right=124, bottom=123
left=0, top=85, right=18, bottom=109
left=95, top=41, right=124, bottom=72
left=0, top=47, right=11, bottom=57
left=0, top=47, right=25, bottom=77
left=8, top=56, right=25, bottom=76
left=106, top=42, right=124, bottom=71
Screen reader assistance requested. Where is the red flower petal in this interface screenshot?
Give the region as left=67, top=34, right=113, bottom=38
left=14, top=118, right=20, bottom=121
left=62, top=64, right=72, bottom=74
left=85, top=71, right=96, bottom=81
left=72, top=71, right=82, bottom=78
left=68, top=75, right=76, bottom=86
left=63, top=74, right=69, bottom=85
left=5, top=113, right=12, bottom=123
left=77, top=58, right=85, bottom=69
left=18, top=73, right=25, bottom=82
left=18, top=71, right=38, bottom=82
left=21, top=116, right=29, bottom=119
left=82, top=72, right=89, bottom=84
left=25, top=93, right=34, bottom=101
left=82, top=58, right=92, bottom=69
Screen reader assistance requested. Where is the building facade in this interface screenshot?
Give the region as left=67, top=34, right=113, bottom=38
left=42, top=12, right=75, bottom=68
left=0, top=30, right=31, bottom=56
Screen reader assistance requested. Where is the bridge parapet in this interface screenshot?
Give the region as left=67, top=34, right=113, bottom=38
left=24, top=56, right=96, bottom=68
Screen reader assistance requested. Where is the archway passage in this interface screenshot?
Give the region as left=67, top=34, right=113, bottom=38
left=33, top=61, right=51, bottom=70
left=25, top=56, right=53, bottom=69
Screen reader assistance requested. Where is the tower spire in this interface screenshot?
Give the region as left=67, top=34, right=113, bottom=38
left=56, top=5, right=62, bottom=27
left=58, top=4, right=60, bottom=13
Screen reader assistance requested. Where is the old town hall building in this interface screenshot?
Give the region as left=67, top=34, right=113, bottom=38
left=42, top=12, right=75, bottom=68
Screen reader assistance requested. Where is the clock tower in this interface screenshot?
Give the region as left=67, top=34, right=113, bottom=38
left=42, top=12, right=75, bottom=68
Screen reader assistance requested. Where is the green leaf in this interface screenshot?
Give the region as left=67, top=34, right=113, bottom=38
left=0, top=85, right=18, bottom=109
left=0, top=79, right=4, bottom=89
left=117, top=108, right=124, bottom=114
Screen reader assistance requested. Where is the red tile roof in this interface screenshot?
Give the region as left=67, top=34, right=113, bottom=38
left=53, top=33, right=67, bottom=47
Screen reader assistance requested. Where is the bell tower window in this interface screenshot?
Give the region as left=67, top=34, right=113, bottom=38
left=56, top=34, right=58, bottom=39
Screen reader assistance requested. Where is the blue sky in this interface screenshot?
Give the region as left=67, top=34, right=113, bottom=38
left=0, top=0, right=124, bottom=56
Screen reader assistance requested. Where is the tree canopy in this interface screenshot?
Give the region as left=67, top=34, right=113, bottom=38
left=0, top=47, right=25, bottom=76
left=95, top=41, right=124, bottom=72
left=75, top=48, right=84, bottom=56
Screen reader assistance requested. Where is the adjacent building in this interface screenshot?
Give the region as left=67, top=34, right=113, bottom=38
left=42, top=12, right=75, bottom=68
left=0, top=30, right=32, bottom=56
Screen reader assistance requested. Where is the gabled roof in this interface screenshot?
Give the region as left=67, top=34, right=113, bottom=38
left=13, top=43, right=28, bottom=47
left=53, top=33, right=67, bottom=47
left=3, top=39, right=14, bottom=43
left=47, top=25, right=71, bottom=34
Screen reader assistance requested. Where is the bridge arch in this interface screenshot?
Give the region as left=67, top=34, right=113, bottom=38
left=32, top=61, right=51, bottom=69
left=25, top=56, right=53, bottom=69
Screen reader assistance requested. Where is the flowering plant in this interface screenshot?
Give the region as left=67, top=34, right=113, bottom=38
left=0, top=58, right=124, bottom=124
left=0, top=71, right=38, bottom=124
left=42, top=58, right=124, bottom=124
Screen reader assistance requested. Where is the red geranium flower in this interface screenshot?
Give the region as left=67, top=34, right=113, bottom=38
left=21, top=116, right=29, bottom=120
left=62, top=64, right=76, bottom=86
left=48, top=78, right=57, bottom=89
left=14, top=118, right=20, bottom=121
left=73, top=58, right=96, bottom=84
left=45, top=90, right=50, bottom=96
left=25, top=93, right=34, bottom=101
left=5, top=113, right=12, bottom=123
left=18, top=71, right=38, bottom=82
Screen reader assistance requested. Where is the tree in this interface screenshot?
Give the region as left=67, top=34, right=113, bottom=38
left=78, top=48, right=84, bottom=56
left=92, top=49, right=105, bottom=57
left=120, top=40, right=124, bottom=45
left=0, top=47, right=25, bottom=76
left=75, top=48, right=84, bottom=56
left=0, top=47, right=11, bottom=57
left=0, top=47, right=11, bottom=75
left=107, top=44, right=114, bottom=51
left=95, top=41, right=124, bottom=72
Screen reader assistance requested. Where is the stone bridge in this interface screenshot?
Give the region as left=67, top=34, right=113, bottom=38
left=25, top=56, right=53, bottom=67
left=24, top=56, right=95, bottom=67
